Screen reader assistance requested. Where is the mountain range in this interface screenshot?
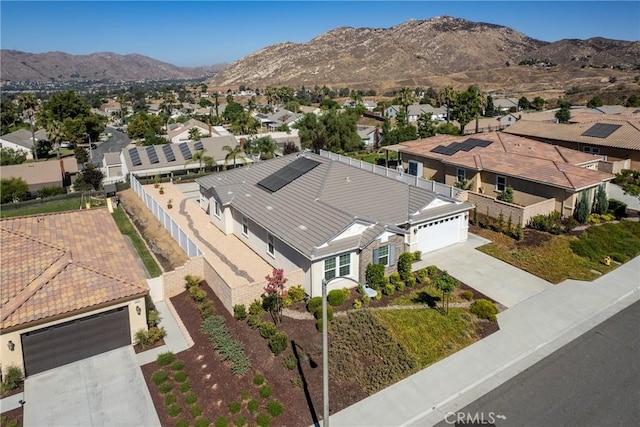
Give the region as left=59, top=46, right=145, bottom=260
left=2, top=16, right=638, bottom=93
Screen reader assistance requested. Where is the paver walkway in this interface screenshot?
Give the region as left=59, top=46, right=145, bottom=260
left=415, top=234, right=552, bottom=308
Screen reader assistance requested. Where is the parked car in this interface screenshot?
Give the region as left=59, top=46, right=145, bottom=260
left=60, top=141, right=75, bottom=149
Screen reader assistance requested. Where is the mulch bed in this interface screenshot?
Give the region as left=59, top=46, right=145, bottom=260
left=0, top=407, right=22, bottom=427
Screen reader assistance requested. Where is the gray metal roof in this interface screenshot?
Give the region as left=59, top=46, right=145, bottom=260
left=197, top=153, right=471, bottom=260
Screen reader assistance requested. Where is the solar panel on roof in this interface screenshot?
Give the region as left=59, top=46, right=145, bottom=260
left=162, top=144, right=176, bottom=162
left=129, top=148, right=142, bottom=166
left=194, top=141, right=203, bottom=150
left=581, top=123, right=622, bottom=138
left=179, top=143, right=192, bottom=160
left=430, top=138, right=492, bottom=156
left=257, top=157, right=320, bottom=193
left=146, top=146, right=159, bottom=164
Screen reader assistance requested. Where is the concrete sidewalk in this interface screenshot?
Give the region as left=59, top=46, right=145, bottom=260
left=416, top=234, right=552, bottom=308
left=330, top=252, right=640, bottom=427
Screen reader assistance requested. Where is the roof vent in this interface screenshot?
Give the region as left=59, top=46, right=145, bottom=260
left=266, top=206, right=273, bottom=210
left=299, top=225, right=308, bottom=230
left=345, top=177, right=350, bottom=182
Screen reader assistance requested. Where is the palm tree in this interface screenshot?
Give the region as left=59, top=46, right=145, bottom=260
left=47, top=120, right=64, bottom=159
left=185, top=148, right=213, bottom=173
left=17, top=93, right=38, bottom=161
left=222, top=144, right=247, bottom=169
left=440, top=86, right=455, bottom=123
left=188, top=127, right=202, bottom=142
left=398, top=86, right=414, bottom=116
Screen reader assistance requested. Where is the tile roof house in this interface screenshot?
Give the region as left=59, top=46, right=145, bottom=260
left=504, top=119, right=640, bottom=169
left=0, top=209, right=149, bottom=377
left=167, top=118, right=212, bottom=143
left=393, top=131, right=613, bottom=219
left=0, top=129, right=48, bottom=160
left=0, top=157, right=78, bottom=193
left=196, top=153, right=472, bottom=296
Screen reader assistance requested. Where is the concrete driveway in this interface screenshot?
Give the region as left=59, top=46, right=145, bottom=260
left=24, top=347, right=160, bottom=427
left=416, top=233, right=552, bottom=307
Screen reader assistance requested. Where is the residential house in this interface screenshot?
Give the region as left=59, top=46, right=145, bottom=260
left=263, top=109, right=303, bottom=131
left=0, top=157, right=78, bottom=193
left=492, top=97, right=520, bottom=112
left=461, top=114, right=519, bottom=134
left=0, top=129, right=48, bottom=160
left=167, top=119, right=212, bottom=143
left=298, top=105, right=321, bottom=115
left=102, top=152, right=124, bottom=185
left=196, top=153, right=473, bottom=296
left=386, top=104, right=447, bottom=122
left=120, top=136, right=252, bottom=180
left=392, top=131, right=613, bottom=219
left=357, top=125, right=381, bottom=148
left=0, top=209, right=149, bottom=377
left=504, top=119, right=640, bottom=169
left=148, top=103, right=162, bottom=115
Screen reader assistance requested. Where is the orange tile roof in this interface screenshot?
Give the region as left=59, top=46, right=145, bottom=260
left=0, top=209, right=148, bottom=331
left=398, top=131, right=613, bottom=191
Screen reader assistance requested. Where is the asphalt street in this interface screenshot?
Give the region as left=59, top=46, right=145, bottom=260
left=435, top=299, right=640, bottom=427
left=90, top=126, right=131, bottom=166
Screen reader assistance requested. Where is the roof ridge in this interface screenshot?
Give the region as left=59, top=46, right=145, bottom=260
left=0, top=227, right=66, bottom=252
left=554, top=146, right=570, bottom=164
left=73, top=262, right=148, bottom=292
left=553, top=161, right=577, bottom=189
left=1, top=250, right=72, bottom=323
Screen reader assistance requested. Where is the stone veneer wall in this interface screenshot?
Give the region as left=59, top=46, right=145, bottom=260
left=468, top=193, right=557, bottom=226
left=358, top=234, right=405, bottom=284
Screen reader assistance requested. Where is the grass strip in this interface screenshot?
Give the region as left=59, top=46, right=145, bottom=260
left=111, top=206, right=162, bottom=277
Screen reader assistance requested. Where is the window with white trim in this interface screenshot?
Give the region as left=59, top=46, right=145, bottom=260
left=583, top=146, right=600, bottom=155
left=496, top=175, right=507, bottom=192
left=267, top=233, right=275, bottom=257
left=339, top=254, right=351, bottom=276
left=324, top=257, right=336, bottom=281
left=213, top=199, right=221, bottom=218
left=242, top=215, right=248, bottom=236
left=378, top=245, right=390, bottom=266
left=456, top=168, right=466, bottom=183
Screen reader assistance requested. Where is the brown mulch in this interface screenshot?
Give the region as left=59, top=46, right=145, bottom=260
left=0, top=384, right=23, bottom=400
left=133, top=338, right=166, bottom=354
left=0, top=406, right=23, bottom=426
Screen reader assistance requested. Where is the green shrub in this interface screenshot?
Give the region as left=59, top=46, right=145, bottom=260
left=164, top=393, right=176, bottom=406
left=328, top=289, right=345, bottom=306
left=316, top=318, right=325, bottom=332
left=249, top=299, right=264, bottom=315
left=611, top=252, right=627, bottom=263
left=383, top=283, right=395, bottom=296
left=353, top=299, right=362, bottom=309
left=592, top=184, right=609, bottom=215
left=200, top=315, right=251, bottom=375
left=167, top=404, right=182, bottom=417
left=286, top=285, right=305, bottom=303
left=470, top=299, right=498, bottom=322
left=241, top=390, right=251, bottom=400
left=247, top=315, right=261, bottom=329
left=215, top=417, right=229, bottom=427
left=189, top=285, right=206, bottom=302
left=198, top=300, right=215, bottom=319
left=185, top=393, right=198, bottom=405
left=37, top=186, right=67, bottom=198
left=307, top=296, right=323, bottom=313
left=515, top=224, right=524, bottom=241
left=414, top=269, right=427, bottom=284
left=362, top=294, right=370, bottom=305
left=267, top=400, right=284, bottom=417
left=170, top=360, right=185, bottom=371
left=248, top=399, right=259, bottom=413
left=147, top=326, right=166, bottom=344
left=365, top=263, right=386, bottom=289
left=426, top=265, right=438, bottom=277
left=184, top=274, right=201, bottom=288
left=253, top=373, right=265, bottom=386
left=405, top=275, right=416, bottom=288
left=229, top=401, right=242, bottom=414
left=460, top=290, right=474, bottom=301
left=190, top=406, right=203, bottom=418
left=283, top=354, right=297, bottom=370
left=234, top=416, right=247, bottom=427
left=259, top=322, right=277, bottom=339
left=608, top=199, right=627, bottom=218
left=147, top=308, right=161, bottom=328
left=314, top=305, right=333, bottom=321
left=260, top=385, right=273, bottom=399
left=397, top=252, right=414, bottom=280
left=158, top=383, right=172, bottom=394
left=342, top=287, right=351, bottom=300
left=1, top=365, right=23, bottom=392
left=395, top=280, right=406, bottom=292
left=388, top=272, right=402, bottom=287
left=233, top=304, right=247, bottom=320
left=497, top=186, right=514, bottom=203
left=151, top=369, right=168, bottom=385
left=135, top=328, right=150, bottom=348
left=413, top=250, right=422, bottom=261
left=174, top=371, right=188, bottom=383
left=256, top=414, right=271, bottom=427
left=528, top=211, right=563, bottom=233
left=195, top=419, right=211, bottom=427
left=175, top=419, right=189, bottom=427
left=268, top=332, right=289, bottom=355
left=179, top=382, right=190, bottom=393
left=574, top=193, right=591, bottom=224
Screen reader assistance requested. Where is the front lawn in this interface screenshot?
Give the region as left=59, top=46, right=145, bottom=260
left=475, top=221, right=640, bottom=284
left=374, top=308, right=479, bottom=367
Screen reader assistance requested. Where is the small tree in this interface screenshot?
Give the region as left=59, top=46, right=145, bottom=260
left=574, top=192, right=591, bottom=223
left=1, top=177, right=29, bottom=203
left=592, top=185, right=609, bottom=215
left=497, top=186, right=514, bottom=203
left=365, top=263, right=385, bottom=289
left=397, top=252, right=414, bottom=281
left=433, top=270, right=458, bottom=314
left=262, top=268, right=287, bottom=324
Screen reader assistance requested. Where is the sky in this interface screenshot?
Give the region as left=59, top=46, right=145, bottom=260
left=1, top=1, right=639, bottom=67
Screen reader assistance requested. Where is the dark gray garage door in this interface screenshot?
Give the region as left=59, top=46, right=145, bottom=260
left=21, top=306, right=131, bottom=376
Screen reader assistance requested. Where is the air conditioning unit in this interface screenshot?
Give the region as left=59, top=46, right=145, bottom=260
left=396, top=165, right=404, bottom=174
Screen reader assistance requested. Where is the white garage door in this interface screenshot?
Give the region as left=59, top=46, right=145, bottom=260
left=416, top=215, right=462, bottom=253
